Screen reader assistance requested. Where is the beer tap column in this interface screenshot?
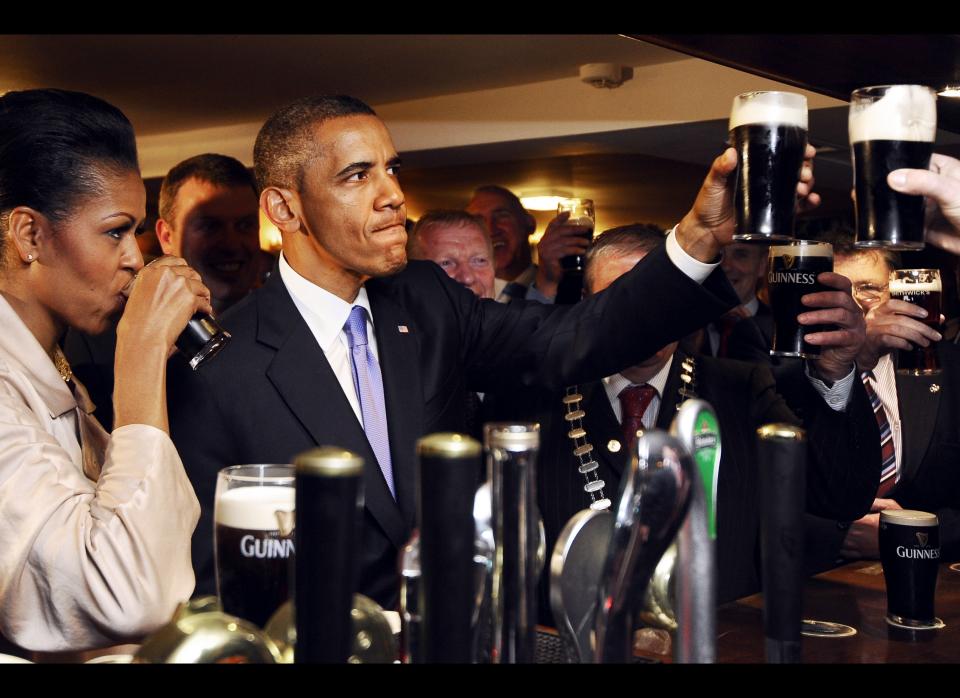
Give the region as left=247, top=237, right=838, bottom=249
left=486, top=423, right=540, bottom=664
left=757, top=424, right=806, bottom=664
left=670, top=399, right=721, bottom=664
left=293, top=447, right=365, bottom=663
left=416, top=433, right=483, bottom=663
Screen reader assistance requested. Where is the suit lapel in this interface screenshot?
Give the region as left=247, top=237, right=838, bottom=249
left=257, top=273, right=409, bottom=550
left=580, top=381, right=629, bottom=479
left=655, top=353, right=685, bottom=431
left=367, top=282, right=424, bottom=530
left=895, top=370, right=942, bottom=487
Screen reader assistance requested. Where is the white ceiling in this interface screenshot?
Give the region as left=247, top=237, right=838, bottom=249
left=0, top=34, right=684, bottom=135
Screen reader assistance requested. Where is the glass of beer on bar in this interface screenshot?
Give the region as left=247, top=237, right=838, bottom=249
left=730, top=91, right=808, bottom=242
left=849, top=85, right=937, bottom=251
left=889, top=268, right=942, bottom=375
left=214, top=464, right=296, bottom=627
left=767, top=240, right=833, bottom=359
left=879, top=509, right=942, bottom=630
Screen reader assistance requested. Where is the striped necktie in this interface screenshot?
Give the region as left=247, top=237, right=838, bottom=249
left=344, top=306, right=396, bottom=499
left=860, top=370, right=897, bottom=497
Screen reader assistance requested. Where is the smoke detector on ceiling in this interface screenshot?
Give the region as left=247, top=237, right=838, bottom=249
left=579, top=63, right=629, bottom=89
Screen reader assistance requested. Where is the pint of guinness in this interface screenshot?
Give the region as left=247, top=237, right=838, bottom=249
left=767, top=240, right=833, bottom=358
left=730, top=91, right=808, bottom=242
left=879, top=509, right=941, bottom=629
left=214, top=465, right=296, bottom=628
left=555, top=198, right=595, bottom=305
left=850, top=85, right=937, bottom=251
left=889, top=268, right=943, bottom=375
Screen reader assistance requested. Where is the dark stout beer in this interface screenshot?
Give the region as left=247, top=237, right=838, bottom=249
left=214, top=484, right=296, bottom=627
left=889, top=269, right=942, bottom=375
left=556, top=199, right=594, bottom=305
left=729, top=91, right=808, bottom=242
left=177, top=313, right=232, bottom=370
left=850, top=85, right=937, bottom=251
left=879, top=509, right=940, bottom=629
left=767, top=241, right=833, bottom=359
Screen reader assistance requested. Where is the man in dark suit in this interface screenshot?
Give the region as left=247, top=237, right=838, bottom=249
left=691, top=241, right=773, bottom=364
left=168, top=95, right=820, bottom=609
left=494, top=226, right=880, bottom=620
left=805, top=240, right=960, bottom=570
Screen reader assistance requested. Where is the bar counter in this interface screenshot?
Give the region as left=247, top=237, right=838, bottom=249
left=617, top=559, right=960, bottom=663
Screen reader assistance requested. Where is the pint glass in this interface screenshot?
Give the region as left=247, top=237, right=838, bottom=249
left=214, top=464, right=296, bottom=627
left=889, top=268, right=942, bottom=375
left=555, top=198, right=595, bottom=305
left=730, top=91, right=808, bottom=242
left=850, top=85, right=937, bottom=251
left=879, top=509, right=941, bottom=629
left=767, top=240, right=833, bottom=359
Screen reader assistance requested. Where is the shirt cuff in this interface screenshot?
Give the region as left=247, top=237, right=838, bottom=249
left=665, top=225, right=721, bottom=285
left=804, top=362, right=856, bottom=412
left=525, top=284, right=555, bottom=305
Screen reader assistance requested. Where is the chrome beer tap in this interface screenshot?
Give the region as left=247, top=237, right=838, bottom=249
left=593, top=429, right=695, bottom=663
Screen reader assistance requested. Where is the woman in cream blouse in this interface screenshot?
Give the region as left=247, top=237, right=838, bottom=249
left=0, top=89, right=209, bottom=652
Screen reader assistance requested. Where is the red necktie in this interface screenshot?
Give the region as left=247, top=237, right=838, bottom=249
left=618, top=384, right=658, bottom=452
left=716, top=314, right=739, bottom=358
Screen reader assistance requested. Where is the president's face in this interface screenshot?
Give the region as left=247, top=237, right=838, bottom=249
left=297, top=115, right=408, bottom=280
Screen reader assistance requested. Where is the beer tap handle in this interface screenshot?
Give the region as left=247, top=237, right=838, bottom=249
left=593, top=429, right=695, bottom=663
left=549, top=508, right=613, bottom=663
left=670, top=399, right=721, bottom=664
left=472, top=480, right=495, bottom=663
left=416, top=433, right=483, bottom=664
left=293, top=447, right=365, bottom=664
left=398, top=530, right=421, bottom=664
left=757, top=423, right=807, bottom=664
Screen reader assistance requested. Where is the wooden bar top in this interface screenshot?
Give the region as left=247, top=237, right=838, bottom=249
left=715, top=560, right=960, bottom=663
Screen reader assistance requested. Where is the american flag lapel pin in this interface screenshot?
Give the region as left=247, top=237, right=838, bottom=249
left=398, top=325, right=409, bottom=334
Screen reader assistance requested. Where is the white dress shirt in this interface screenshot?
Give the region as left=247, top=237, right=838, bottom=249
left=603, top=356, right=675, bottom=427
left=601, top=351, right=855, bottom=428
left=279, top=252, right=379, bottom=426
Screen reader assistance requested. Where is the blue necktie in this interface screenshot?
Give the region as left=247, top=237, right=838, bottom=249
left=344, top=305, right=396, bottom=499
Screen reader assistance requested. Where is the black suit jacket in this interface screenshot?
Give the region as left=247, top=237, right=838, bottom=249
left=806, top=342, right=960, bottom=570
left=168, top=245, right=740, bottom=609
left=496, top=349, right=880, bottom=622
left=705, top=301, right=773, bottom=365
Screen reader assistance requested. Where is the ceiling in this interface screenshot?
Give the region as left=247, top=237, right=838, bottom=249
left=4, top=34, right=959, bottom=242
left=0, top=35, right=683, bottom=135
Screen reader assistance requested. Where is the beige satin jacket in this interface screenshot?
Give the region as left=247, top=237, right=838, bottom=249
left=0, top=295, right=200, bottom=652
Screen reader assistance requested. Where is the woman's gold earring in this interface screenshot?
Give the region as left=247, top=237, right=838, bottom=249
left=25, top=254, right=33, bottom=262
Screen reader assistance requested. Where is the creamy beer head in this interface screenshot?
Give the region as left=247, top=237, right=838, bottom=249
left=768, top=240, right=833, bottom=259
left=849, top=85, right=937, bottom=144
left=880, top=509, right=939, bottom=527
left=889, top=272, right=942, bottom=296
left=729, top=91, right=808, bottom=131
left=730, top=92, right=808, bottom=241
left=215, top=486, right=295, bottom=531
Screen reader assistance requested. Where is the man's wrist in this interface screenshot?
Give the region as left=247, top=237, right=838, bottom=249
left=811, top=359, right=854, bottom=384
left=675, top=213, right=722, bottom=264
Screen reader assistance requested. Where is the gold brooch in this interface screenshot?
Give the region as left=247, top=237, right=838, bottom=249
left=53, top=348, right=73, bottom=383
left=930, top=384, right=941, bottom=394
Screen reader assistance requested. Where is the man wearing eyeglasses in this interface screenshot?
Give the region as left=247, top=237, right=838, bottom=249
left=805, top=232, right=960, bottom=569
